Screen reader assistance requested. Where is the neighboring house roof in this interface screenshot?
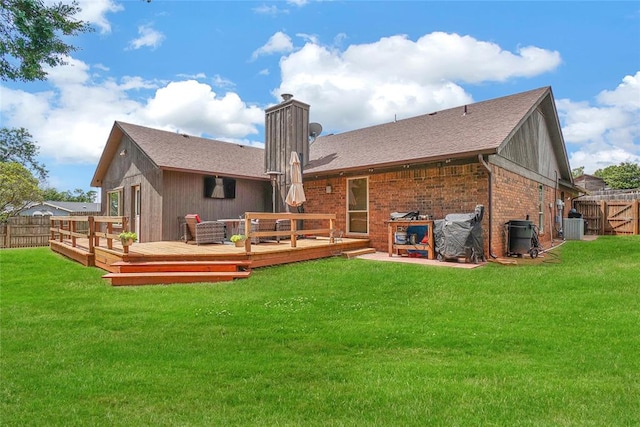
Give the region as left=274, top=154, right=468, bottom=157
left=91, top=122, right=267, bottom=186
left=22, top=201, right=101, bottom=214
left=574, top=174, right=607, bottom=192
left=305, top=86, right=569, bottom=178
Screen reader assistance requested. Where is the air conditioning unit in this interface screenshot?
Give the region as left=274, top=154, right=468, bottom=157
left=563, top=218, right=585, bottom=240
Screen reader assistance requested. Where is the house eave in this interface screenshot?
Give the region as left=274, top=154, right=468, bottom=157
left=304, top=149, right=496, bottom=178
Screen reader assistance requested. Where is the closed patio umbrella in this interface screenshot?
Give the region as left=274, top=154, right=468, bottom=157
left=285, top=151, right=306, bottom=207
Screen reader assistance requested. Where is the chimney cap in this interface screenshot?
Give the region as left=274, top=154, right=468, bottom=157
left=281, top=93, right=293, bottom=102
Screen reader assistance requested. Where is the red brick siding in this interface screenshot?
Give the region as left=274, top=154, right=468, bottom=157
left=304, top=162, right=489, bottom=252
left=492, top=166, right=558, bottom=255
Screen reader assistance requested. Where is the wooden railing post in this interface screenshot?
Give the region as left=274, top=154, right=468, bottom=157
left=244, top=217, right=251, bottom=253
left=291, top=218, right=298, bottom=248
left=329, top=218, right=335, bottom=244
left=88, top=216, right=95, bottom=253
left=107, top=222, right=113, bottom=250
left=601, top=200, right=607, bottom=235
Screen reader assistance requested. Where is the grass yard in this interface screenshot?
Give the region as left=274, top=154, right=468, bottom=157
left=1, top=236, right=639, bottom=426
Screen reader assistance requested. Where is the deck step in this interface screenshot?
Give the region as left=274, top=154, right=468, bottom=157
left=103, top=271, right=251, bottom=286
left=111, top=260, right=251, bottom=273
left=342, top=248, right=376, bottom=258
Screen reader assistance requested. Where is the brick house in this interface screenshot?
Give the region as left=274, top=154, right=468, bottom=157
left=296, top=86, right=578, bottom=256
left=93, top=86, right=577, bottom=256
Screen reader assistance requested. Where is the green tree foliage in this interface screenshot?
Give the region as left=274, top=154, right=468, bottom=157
left=0, top=127, right=47, bottom=180
left=593, top=162, right=640, bottom=190
left=0, top=0, right=91, bottom=81
left=42, top=187, right=96, bottom=202
left=0, top=161, right=43, bottom=220
left=571, top=166, right=584, bottom=178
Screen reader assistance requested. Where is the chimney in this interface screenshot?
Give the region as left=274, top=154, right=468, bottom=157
left=264, top=94, right=310, bottom=212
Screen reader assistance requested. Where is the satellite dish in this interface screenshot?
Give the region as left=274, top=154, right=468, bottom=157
left=309, top=122, right=323, bottom=144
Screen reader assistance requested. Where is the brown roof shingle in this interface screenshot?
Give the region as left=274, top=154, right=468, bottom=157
left=117, top=122, right=267, bottom=180
left=305, top=86, right=551, bottom=175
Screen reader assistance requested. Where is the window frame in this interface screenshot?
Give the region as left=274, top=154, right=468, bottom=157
left=108, top=187, right=123, bottom=217
left=346, top=176, right=369, bottom=235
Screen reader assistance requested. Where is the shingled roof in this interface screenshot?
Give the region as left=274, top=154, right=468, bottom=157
left=92, top=122, right=266, bottom=186
left=305, top=86, right=556, bottom=175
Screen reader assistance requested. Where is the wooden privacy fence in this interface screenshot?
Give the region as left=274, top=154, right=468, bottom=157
left=573, top=199, right=639, bottom=235
left=0, top=216, right=51, bottom=248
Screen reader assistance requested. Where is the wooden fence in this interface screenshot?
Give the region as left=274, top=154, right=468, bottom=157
left=0, top=216, right=51, bottom=248
left=573, top=199, right=639, bottom=235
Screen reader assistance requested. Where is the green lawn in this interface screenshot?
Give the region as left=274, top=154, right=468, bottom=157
left=1, top=237, right=638, bottom=426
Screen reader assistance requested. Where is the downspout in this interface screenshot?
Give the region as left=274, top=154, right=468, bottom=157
left=478, top=154, right=498, bottom=259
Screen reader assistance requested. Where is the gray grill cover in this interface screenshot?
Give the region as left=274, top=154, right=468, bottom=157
left=437, top=205, right=485, bottom=262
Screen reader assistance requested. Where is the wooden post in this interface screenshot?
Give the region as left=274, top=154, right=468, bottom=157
left=633, top=200, right=639, bottom=235
left=244, top=217, right=251, bottom=253
left=329, top=218, right=335, bottom=244
left=88, top=216, right=95, bottom=253
left=291, top=218, right=298, bottom=248
left=600, top=200, right=607, bottom=235
left=107, top=222, right=113, bottom=250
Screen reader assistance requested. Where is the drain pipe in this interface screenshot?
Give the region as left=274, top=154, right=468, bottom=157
left=478, top=154, right=498, bottom=259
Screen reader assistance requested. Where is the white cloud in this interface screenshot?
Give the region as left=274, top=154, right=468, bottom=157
left=557, top=71, right=640, bottom=173
left=211, top=75, right=235, bottom=89
left=141, top=81, right=263, bottom=138
left=127, top=24, right=165, bottom=51
left=252, top=4, right=288, bottom=16
left=274, top=32, right=561, bottom=131
left=251, top=31, right=294, bottom=60
left=66, top=0, right=123, bottom=34
left=0, top=60, right=264, bottom=165
left=177, top=72, right=207, bottom=80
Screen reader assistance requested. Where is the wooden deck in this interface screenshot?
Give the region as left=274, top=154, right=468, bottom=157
left=51, top=236, right=371, bottom=286
left=49, top=212, right=371, bottom=286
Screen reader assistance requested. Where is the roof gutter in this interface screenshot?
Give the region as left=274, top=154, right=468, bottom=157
left=478, top=154, right=497, bottom=259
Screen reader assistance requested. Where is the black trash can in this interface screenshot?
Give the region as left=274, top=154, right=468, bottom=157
left=507, top=220, right=533, bottom=256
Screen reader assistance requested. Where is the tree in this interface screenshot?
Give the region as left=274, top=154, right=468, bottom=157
left=0, top=127, right=48, bottom=180
left=0, top=0, right=91, bottom=81
left=42, top=187, right=96, bottom=202
left=593, top=162, right=640, bottom=190
left=571, top=166, right=584, bottom=178
left=0, top=161, right=43, bottom=220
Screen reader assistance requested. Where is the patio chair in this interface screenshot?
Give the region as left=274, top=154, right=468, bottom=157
left=184, top=214, right=225, bottom=245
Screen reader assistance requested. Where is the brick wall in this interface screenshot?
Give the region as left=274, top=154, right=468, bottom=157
left=304, top=161, right=489, bottom=252
left=491, top=166, right=558, bottom=255
left=303, top=161, right=570, bottom=257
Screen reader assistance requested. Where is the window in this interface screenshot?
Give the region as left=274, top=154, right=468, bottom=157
left=108, top=189, right=122, bottom=216
left=538, top=184, right=544, bottom=232
left=347, top=177, right=368, bottom=234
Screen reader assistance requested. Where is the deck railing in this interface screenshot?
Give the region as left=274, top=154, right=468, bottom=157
left=49, top=212, right=339, bottom=256
left=243, top=212, right=337, bottom=252
left=50, top=216, right=131, bottom=254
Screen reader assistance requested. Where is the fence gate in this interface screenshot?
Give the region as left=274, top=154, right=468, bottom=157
left=574, top=200, right=639, bottom=235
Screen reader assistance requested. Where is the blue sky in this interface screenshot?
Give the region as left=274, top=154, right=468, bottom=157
left=1, top=0, right=639, bottom=195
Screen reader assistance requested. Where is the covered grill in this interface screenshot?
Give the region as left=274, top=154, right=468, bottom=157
left=435, top=205, right=485, bottom=263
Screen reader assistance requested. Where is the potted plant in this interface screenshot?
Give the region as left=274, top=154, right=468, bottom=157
left=230, top=234, right=246, bottom=247
left=118, top=231, right=138, bottom=246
